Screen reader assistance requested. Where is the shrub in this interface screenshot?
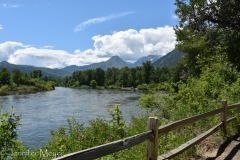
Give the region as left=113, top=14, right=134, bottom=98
left=0, top=85, right=9, bottom=95
left=137, top=84, right=148, bottom=90
left=0, top=106, right=21, bottom=159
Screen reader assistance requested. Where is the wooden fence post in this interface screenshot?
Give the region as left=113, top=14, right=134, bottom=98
left=146, top=117, right=158, bottom=160
left=221, top=100, right=227, bottom=135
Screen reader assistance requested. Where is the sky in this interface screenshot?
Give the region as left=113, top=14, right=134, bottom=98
left=0, top=0, right=178, bottom=69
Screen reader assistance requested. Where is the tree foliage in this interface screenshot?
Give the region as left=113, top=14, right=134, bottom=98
left=63, top=61, right=187, bottom=89
left=0, top=106, right=21, bottom=159
left=174, top=0, right=240, bottom=72
left=0, top=67, right=11, bottom=87
left=12, top=69, right=22, bottom=86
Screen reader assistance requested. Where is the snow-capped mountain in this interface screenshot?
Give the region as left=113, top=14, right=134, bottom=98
left=132, top=55, right=162, bottom=67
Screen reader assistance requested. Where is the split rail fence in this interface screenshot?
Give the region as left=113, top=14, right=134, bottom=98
left=53, top=100, right=240, bottom=160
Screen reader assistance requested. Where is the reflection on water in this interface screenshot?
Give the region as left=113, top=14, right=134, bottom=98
left=0, top=87, right=143, bottom=148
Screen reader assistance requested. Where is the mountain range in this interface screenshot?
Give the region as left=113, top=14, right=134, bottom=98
left=0, top=61, right=71, bottom=77
left=0, top=49, right=184, bottom=77
left=131, top=55, right=162, bottom=67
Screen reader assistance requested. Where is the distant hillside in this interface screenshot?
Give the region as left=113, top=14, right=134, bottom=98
left=133, top=55, right=162, bottom=67
left=153, top=49, right=185, bottom=67
left=62, top=56, right=128, bottom=72
left=0, top=50, right=185, bottom=78
left=0, top=61, right=72, bottom=77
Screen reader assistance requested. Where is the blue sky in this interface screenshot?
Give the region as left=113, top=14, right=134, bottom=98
left=0, top=0, right=178, bottom=68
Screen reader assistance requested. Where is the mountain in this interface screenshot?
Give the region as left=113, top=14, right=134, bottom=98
left=0, top=50, right=185, bottom=78
left=133, top=55, right=162, bottom=67
left=0, top=61, right=72, bottom=77
left=153, top=49, right=185, bottom=67
left=62, top=56, right=128, bottom=72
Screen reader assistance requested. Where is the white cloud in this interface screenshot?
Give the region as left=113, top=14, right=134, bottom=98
left=90, top=26, right=176, bottom=62
left=0, top=42, right=23, bottom=61
left=1, top=3, right=23, bottom=8
left=1, top=26, right=176, bottom=68
left=42, top=46, right=55, bottom=49
left=0, top=25, right=3, bottom=30
left=74, top=11, right=135, bottom=32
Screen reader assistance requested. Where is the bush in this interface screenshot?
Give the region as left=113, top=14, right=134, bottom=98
left=0, top=106, right=21, bottom=159
left=0, top=85, right=9, bottom=95
left=137, top=84, right=148, bottom=90
left=90, top=80, right=97, bottom=89
left=138, top=63, right=240, bottom=158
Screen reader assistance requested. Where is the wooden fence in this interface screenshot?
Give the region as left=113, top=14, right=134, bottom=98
left=53, top=100, right=240, bottom=160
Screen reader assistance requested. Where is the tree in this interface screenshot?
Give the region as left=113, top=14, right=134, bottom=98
left=21, top=72, right=30, bottom=85
left=135, top=66, right=143, bottom=85
left=85, top=69, right=94, bottom=86
left=0, top=106, right=21, bottom=159
left=142, top=61, right=154, bottom=84
left=75, top=70, right=85, bottom=86
left=30, top=70, right=42, bottom=78
left=94, top=68, right=105, bottom=86
left=154, top=66, right=172, bottom=83
left=12, top=69, right=22, bottom=86
left=128, top=68, right=137, bottom=88
left=90, top=79, right=97, bottom=89
left=118, top=67, right=129, bottom=87
left=104, top=67, right=120, bottom=86
left=0, top=68, right=11, bottom=87
left=174, top=0, right=240, bottom=72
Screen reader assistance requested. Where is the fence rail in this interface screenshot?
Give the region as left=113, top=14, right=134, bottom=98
left=53, top=100, right=240, bottom=160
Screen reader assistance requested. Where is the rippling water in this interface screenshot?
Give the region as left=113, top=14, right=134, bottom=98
left=0, top=87, right=143, bottom=148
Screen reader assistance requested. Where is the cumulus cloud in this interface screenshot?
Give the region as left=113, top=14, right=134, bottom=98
left=1, top=26, right=176, bottom=68
left=0, top=42, right=23, bottom=61
left=74, top=11, right=135, bottom=32
left=90, top=26, right=176, bottom=62
left=0, top=25, right=3, bottom=30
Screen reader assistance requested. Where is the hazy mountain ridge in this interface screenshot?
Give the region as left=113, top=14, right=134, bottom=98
left=62, top=56, right=128, bottom=72
left=0, top=61, right=72, bottom=77
left=132, top=55, right=162, bottom=67
left=0, top=49, right=185, bottom=77
left=153, top=49, right=185, bottom=67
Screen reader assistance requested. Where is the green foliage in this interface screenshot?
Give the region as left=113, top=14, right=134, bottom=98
left=142, top=61, right=154, bottom=84
left=137, top=83, right=148, bottom=90
left=174, top=0, right=240, bottom=73
left=0, top=85, right=9, bottom=95
left=30, top=70, right=42, bottom=78
left=138, top=63, right=240, bottom=158
left=0, top=67, right=11, bottom=87
left=94, top=68, right=105, bottom=86
left=0, top=106, right=21, bottom=159
left=109, top=104, right=127, bottom=138
left=90, top=79, right=97, bottom=89
left=64, top=61, right=182, bottom=90
left=12, top=69, right=22, bottom=86
left=105, top=85, right=120, bottom=89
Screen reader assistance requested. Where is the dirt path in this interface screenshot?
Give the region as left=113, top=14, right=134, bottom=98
left=199, top=134, right=240, bottom=160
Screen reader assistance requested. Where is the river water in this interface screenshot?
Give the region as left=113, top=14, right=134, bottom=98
left=0, top=87, right=144, bottom=149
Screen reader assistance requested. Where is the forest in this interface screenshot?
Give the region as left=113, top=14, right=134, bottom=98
left=1, top=0, right=240, bottom=159
left=52, top=59, right=187, bottom=90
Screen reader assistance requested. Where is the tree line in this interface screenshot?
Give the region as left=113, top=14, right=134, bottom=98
left=0, top=68, right=44, bottom=87
left=54, top=60, right=189, bottom=89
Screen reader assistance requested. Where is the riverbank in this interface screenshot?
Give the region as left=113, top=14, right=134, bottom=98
left=0, top=82, right=55, bottom=96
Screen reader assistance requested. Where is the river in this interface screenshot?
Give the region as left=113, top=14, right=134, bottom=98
left=0, top=87, right=144, bottom=149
